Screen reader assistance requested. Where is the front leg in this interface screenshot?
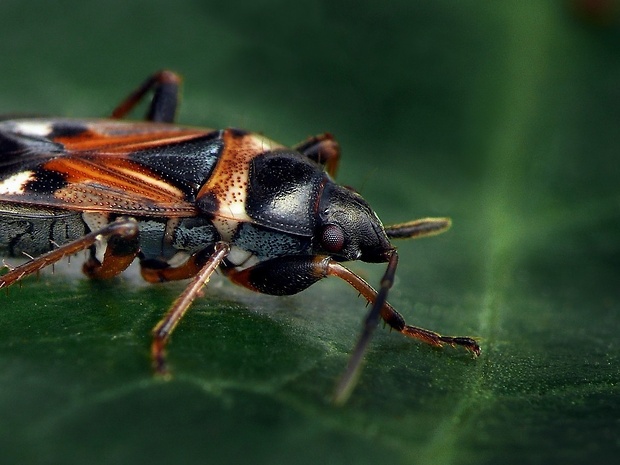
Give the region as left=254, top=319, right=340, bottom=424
left=225, top=255, right=330, bottom=296
left=226, top=255, right=479, bottom=353
left=226, top=255, right=479, bottom=403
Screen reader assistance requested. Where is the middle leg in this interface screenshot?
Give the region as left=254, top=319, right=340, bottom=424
left=150, top=242, right=231, bottom=374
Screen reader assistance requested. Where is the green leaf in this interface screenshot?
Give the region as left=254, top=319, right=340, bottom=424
left=0, top=1, right=619, bottom=464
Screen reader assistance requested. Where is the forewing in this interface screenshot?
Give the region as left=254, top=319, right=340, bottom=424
left=0, top=119, right=222, bottom=217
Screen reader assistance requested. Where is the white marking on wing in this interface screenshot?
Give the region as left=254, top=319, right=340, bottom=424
left=0, top=171, right=35, bottom=194
left=11, top=121, right=53, bottom=137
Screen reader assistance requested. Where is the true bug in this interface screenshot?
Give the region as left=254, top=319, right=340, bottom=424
left=0, top=71, right=479, bottom=403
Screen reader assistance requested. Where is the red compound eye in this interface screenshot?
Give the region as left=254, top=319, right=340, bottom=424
left=321, top=224, right=345, bottom=253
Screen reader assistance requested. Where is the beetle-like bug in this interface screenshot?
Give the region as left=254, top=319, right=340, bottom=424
left=0, top=71, right=479, bottom=403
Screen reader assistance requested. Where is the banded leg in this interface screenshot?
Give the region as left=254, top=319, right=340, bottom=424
left=111, top=70, right=182, bottom=123
left=327, top=257, right=480, bottom=404
left=151, top=242, right=230, bottom=374
left=0, top=218, right=139, bottom=289
left=225, top=254, right=480, bottom=403
left=294, top=133, right=340, bottom=178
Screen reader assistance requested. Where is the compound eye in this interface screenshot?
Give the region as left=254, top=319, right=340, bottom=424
left=321, top=224, right=345, bottom=253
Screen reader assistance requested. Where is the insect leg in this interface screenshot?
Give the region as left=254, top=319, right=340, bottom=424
left=0, top=218, right=139, bottom=289
left=140, top=250, right=213, bottom=283
left=293, top=133, right=340, bottom=178
left=331, top=251, right=399, bottom=404
left=326, top=260, right=480, bottom=354
left=151, top=242, right=230, bottom=374
left=225, top=255, right=330, bottom=296
left=83, top=225, right=141, bottom=280
left=111, top=70, right=182, bottom=123
left=240, top=255, right=479, bottom=357
left=326, top=258, right=480, bottom=404
left=226, top=254, right=478, bottom=403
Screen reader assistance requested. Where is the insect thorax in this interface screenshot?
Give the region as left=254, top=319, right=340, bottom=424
left=138, top=216, right=312, bottom=269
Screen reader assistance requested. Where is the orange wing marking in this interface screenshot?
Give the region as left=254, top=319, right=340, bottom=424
left=56, top=127, right=212, bottom=153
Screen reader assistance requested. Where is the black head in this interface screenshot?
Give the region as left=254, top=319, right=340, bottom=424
left=315, top=182, right=394, bottom=262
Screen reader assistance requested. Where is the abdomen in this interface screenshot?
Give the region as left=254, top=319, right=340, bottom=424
left=0, top=202, right=86, bottom=257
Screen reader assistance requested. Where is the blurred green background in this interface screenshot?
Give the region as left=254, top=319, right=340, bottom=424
left=0, top=1, right=619, bottom=464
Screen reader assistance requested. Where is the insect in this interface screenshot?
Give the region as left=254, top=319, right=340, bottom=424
left=0, top=71, right=480, bottom=403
